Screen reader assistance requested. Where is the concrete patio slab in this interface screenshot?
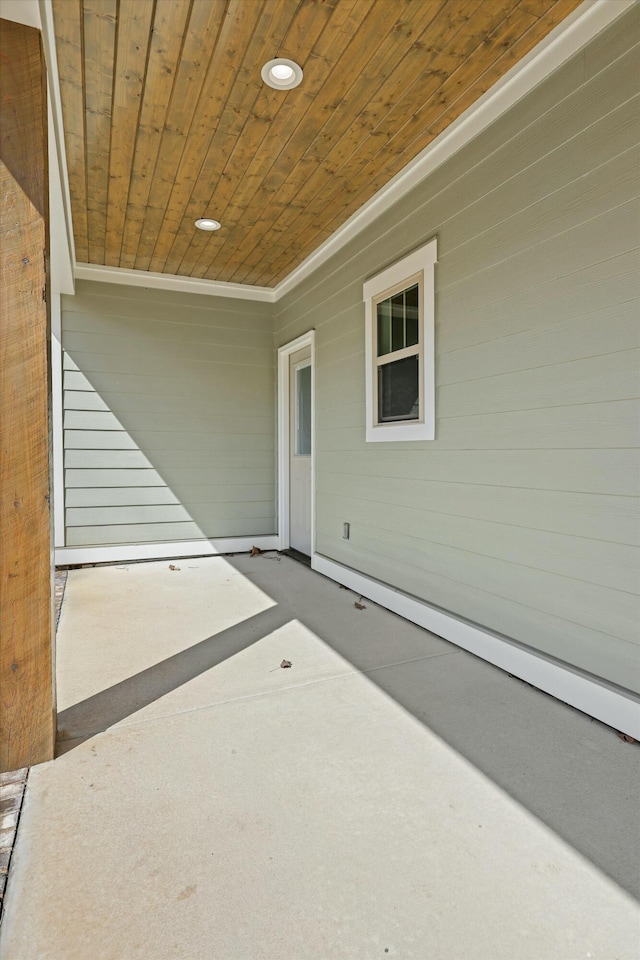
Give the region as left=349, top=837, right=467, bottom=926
left=1, top=555, right=638, bottom=960
left=3, top=673, right=639, bottom=960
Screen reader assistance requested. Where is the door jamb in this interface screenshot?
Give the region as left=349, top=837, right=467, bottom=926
left=277, top=331, right=315, bottom=552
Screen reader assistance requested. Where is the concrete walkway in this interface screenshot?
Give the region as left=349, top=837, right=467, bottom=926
left=1, top=554, right=638, bottom=959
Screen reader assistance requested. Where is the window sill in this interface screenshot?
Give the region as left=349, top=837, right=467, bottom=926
left=365, top=420, right=435, bottom=443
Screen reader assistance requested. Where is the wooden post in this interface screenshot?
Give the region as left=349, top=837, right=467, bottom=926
left=0, top=18, right=55, bottom=771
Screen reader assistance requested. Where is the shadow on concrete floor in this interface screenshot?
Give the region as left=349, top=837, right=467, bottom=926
left=55, top=553, right=640, bottom=902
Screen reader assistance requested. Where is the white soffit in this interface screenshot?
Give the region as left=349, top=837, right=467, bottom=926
left=66, top=0, right=633, bottom=304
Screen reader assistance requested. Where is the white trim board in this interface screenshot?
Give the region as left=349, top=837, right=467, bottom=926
left=65, top=0, right=634, bottom=303
left=74, top=263, right=274, bottom=303
left=56, top=536, right=278, bottom=566
left=312, top=553, right=640, bottom=740
left=277, top=331, right=316, bottom=552
left=51, top=295, right=65, bottom=548
left=40, top=0, right=77, bottom=294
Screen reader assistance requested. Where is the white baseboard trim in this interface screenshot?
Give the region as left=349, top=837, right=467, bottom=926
left=312, top=554, right=640, bottom=739
left=56, top=536, right=279, bottom=566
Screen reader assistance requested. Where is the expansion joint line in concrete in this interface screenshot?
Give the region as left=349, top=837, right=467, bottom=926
left=56, top=649, right=462, bottom=744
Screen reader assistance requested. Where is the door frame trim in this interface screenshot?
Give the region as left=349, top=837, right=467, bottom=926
left=277, top=331, right=315, bottom=552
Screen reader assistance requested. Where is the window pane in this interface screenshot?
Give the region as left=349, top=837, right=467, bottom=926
left=391, top=292, right=405, bottom=352
left=377, top=283, right=420, bottom=357
left=377, top=300, right=392, bottom=356
left=295, top=364, right=311, bottom=455
left=378, top=355, right=419, bottom=422
left=405, top=284, right=419, bottom=347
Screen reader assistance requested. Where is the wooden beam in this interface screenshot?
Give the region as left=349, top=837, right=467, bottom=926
left=0, top=17, right=55, bottom=771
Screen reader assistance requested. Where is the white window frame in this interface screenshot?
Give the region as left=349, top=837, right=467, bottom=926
left=363, top=237, right=437, bottom=443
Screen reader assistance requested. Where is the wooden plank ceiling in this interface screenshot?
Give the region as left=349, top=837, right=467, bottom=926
left=53, top=0, right=582, bottom=288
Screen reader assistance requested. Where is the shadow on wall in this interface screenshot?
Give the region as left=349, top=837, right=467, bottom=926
left=61, top=349, right=277, bottom=548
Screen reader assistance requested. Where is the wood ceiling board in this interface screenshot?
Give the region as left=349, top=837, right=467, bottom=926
left=350, top=0, right=585, bottom=216
left=117, top=0, right=193, bottom=269
left=232, top=0, right=525, bottom=284
left=176, top=0, right=343, bottom=280
left=190, top=0, right=368, bottom=282
left=218, top=0, right=423, bottom=277
left=229, top=0, right=503, bottom=284
left=278, top=0, right=584, bottom=287
left=418, top=0, right=584, bottom=144
left=103, top=0, right=155, bottom=268
left=162, top=0, right=348, bottom=273
left=131, top=0, right=233, bottom=271
left=52, top=0, right=586, bottom=288
left=82, top=0, right=117, bottom=265
left=138, top=0, right=271, bottom=274
left=160, top=0, right=351, bottom=279
left=196, top=0, right=538, bottom=284
left=152, top=0, right=305, bottom=276
left=200, top=0, right=453, bottom=283
left=239, top=0, right=582, bottom=287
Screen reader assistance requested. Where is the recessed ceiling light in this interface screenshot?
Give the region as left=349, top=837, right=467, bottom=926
left=271, top=64, right=294, bottom=81
left=195, top=218, right=221, bottom=231
left=261, top=58, right=303, bottom=90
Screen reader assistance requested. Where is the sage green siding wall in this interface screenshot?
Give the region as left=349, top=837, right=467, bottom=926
left=62, top=281, right=275, bottom=545
left=275, top=11, right=640, bottom=693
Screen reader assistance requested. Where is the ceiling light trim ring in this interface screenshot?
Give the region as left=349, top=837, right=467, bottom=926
left=261, top=58, right=303, bottom=90
left=195, top=218, right=221, bottom=231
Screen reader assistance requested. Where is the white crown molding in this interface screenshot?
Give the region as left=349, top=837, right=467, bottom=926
left=74, top=263, right=276, bottom=302
left=66, top=0, right=634, bottom=304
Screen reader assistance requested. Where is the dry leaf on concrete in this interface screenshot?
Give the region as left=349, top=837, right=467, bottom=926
left=250, top=546, right=262, bottom=557
left=617, top=732, right=636, bottom=743
left=280, top=660, right=292, bottom=669
left=354, top=602, right=366, bottom=610
left=168, top=564, right=180, bottom=571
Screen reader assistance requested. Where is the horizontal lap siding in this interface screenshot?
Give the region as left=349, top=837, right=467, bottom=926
left=275, top=9, right=640, bottom=693
left=62, top=281, right=275, bottom=546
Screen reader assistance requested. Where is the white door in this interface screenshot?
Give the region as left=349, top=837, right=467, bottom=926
left=289, top=347, right=312, bottom=555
